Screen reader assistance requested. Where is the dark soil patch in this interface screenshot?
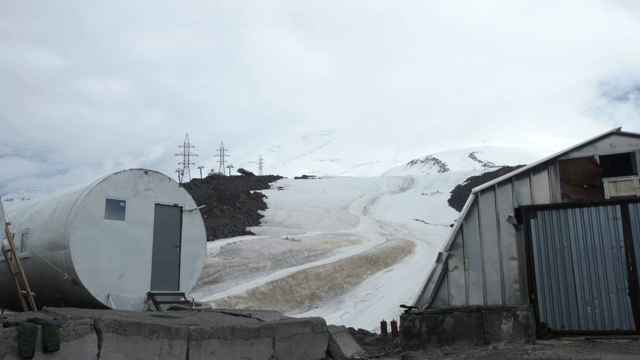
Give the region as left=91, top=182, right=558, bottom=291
left=182, top=174, right=283, bottom=241
left=448, top=166, right=525, bottom=212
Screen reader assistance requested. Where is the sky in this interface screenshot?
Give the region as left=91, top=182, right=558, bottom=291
left=2, top=0, right=640, bottom=194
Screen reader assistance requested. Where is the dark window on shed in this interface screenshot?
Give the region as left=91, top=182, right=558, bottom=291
left=599, top=152, right=638, bottom=178
left=105, top=198, right=126, bottom=221
left=558, top=156, right=605, bottom=201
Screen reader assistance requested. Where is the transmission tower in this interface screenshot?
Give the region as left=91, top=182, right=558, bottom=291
left=197, top=165, right=204, bottom=179
left=175, top=133, right=197, bottom=183
left=257, top=155, right=264, bottom=176
left=226, top=164, right=234, bottom=176
left=215, top=142, right=229, bottom=175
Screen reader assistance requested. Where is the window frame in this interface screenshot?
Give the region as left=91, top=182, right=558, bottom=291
left=104, top=198, right=127, bottom=221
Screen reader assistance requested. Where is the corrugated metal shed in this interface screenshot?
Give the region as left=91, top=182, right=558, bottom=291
left=414, top=128, right=640, bottom=333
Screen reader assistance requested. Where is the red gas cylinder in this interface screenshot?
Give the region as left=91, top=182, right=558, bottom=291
left=380, top=319, right=388, bottom=337
left=390, top=319, right=399, bottom=338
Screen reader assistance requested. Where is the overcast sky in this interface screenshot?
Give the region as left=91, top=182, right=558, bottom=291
left=2, top=0, right=640, bottom=195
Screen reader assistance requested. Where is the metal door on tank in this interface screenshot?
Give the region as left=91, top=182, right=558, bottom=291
left=526, top=203, right=640, bottom=333
left=151, top=204, right=183, bottom=291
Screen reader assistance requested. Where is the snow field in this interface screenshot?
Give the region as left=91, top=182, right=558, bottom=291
left=190, top=146, right=545, bottom=331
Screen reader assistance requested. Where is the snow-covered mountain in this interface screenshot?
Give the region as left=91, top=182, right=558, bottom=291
left=383, top=145, right=548, bottom=176
left=228, top=125, right=558, bottom=179
left=1, top=189, right=53, bottom=208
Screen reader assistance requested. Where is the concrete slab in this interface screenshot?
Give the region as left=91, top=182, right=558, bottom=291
left=273, top=317, right=329, bottom=360
left=327, top=325, right=365, bottom=360
left=212, top=308, right=290, bottom=322
left=400, top=306, right=535, bottom=351
left=484, top=308, right=535, bottom=344
left=188, top=320, right=274, bottom=360
left=97, top=316, right=190, bottom=360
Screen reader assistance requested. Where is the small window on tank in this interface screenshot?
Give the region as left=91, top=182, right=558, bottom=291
left=20, top=229, right=30, bottom=256
left=105, top=198, right=126, bottom=221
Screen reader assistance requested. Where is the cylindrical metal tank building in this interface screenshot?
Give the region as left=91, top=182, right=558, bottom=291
left=0, top=169, right=206, bottom=311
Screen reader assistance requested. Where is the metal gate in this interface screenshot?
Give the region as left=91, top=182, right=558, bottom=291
left=526, top=202, right=640, bottom=333
left=150, top=204, right=183, bottom=291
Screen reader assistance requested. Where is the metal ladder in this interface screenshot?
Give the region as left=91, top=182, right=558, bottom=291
left=2, top=221, right=37, bottom=311
left=146, top=291, right=193, bottom=311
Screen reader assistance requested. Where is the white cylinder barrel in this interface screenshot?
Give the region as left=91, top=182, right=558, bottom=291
left=0, top=169, right=206, bottom=311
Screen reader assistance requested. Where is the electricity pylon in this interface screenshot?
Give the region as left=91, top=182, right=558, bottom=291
left=215, top=142, right=229, bottom=175
left=175, top=134, right=197, bottom=183
left=257, top=155, right=264, bottom=176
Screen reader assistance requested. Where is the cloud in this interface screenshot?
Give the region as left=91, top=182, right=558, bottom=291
left=1, top=0, right=640, bottom=193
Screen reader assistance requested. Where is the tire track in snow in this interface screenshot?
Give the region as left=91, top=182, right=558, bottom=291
left=206, top=238, right=415, bottom=313
left=200, top=177, right=421, bottom=313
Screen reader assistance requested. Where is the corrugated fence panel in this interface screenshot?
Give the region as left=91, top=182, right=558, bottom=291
left=478, top=190, right=502, bottom=305
left=531, top=209, right=576, bottom=329
left=495, top=182, right=521, bottom=304
left=464, top=201, right=484, bottom=305
left=631, top=203, right=640, bottom=287
left=530, top=206, right=635, bottom=331
left=588, top=206, right=631, bottom=331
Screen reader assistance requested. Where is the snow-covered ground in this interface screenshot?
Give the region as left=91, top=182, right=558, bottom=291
left=190, top=146, right=546, bottom=332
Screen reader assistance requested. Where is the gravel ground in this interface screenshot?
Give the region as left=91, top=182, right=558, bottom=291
left=350, top=332, right=640, bottom=360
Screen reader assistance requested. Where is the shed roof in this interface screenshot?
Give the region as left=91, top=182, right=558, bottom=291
left=470, top=127, right=640, bottom=194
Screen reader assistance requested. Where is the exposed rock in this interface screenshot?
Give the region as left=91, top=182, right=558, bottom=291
left=181, top=174, right=283, bottom=241
left=467, top=151, right=497, bottom=169
left=406, top=156, right=450, bottom=174
left=448, top=165, right=525, bottom=212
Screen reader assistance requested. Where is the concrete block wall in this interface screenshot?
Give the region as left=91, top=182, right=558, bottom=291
left=0, top=308, right=330, bottom=360
left=400, top=305, right=535, bottom=351
left=0, top=312, right=97, bottom=360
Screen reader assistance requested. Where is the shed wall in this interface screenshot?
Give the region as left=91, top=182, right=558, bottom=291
left=422, top=164, right=555, bottom=308
left=418, top=132, right=640, bottom=309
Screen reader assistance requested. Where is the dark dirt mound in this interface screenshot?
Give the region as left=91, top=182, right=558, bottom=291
left=349, top=327, right=403, bottom=358
left=448, top=165, right=525, bottom=212
left=182, top=174, right=283, bottom=241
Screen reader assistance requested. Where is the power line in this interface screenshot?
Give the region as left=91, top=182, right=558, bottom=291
left=0, top=102, right=159, bottom=141
left=0, top=133, right=145, bottom=158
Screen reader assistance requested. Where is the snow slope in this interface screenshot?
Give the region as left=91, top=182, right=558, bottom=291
left=190, top=146, right=546, bottom=332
